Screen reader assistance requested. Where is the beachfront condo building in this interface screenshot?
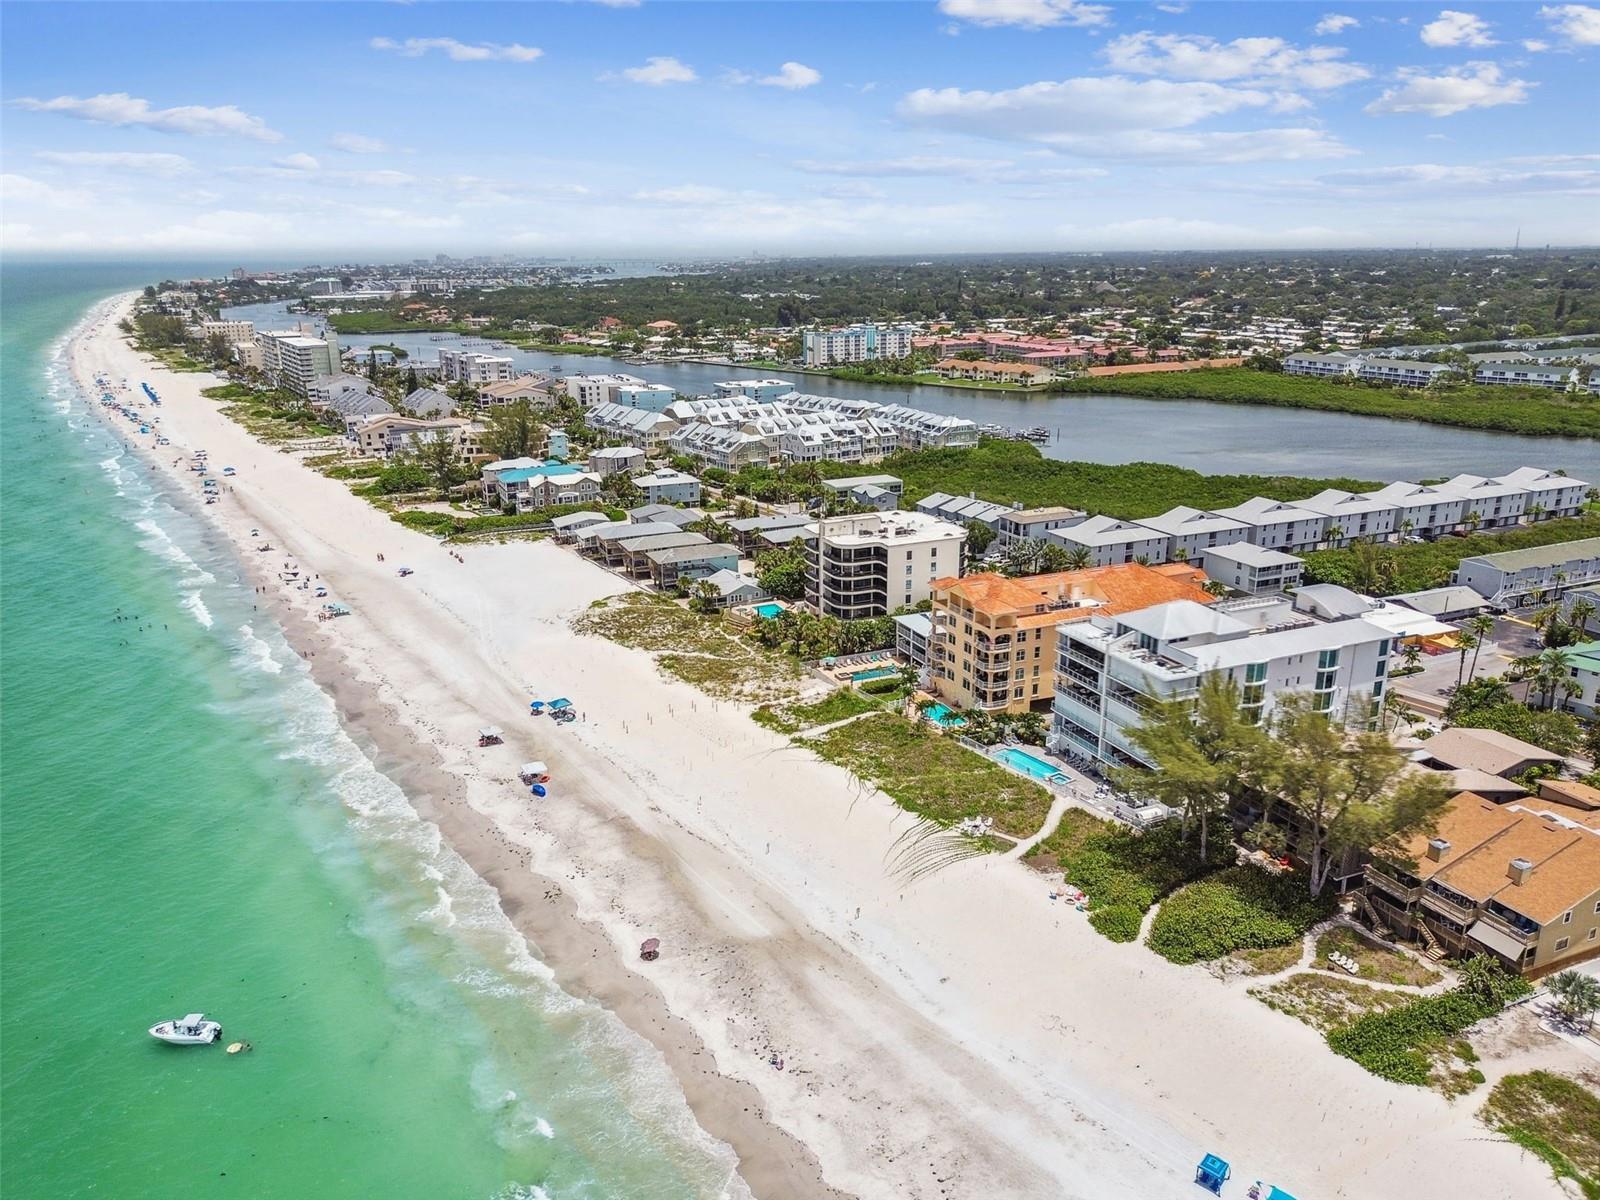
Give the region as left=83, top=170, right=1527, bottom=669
left=436, top=347, right=515, bottom=385
left=565, top=373, right=651, bottom=406
left=715, top=379, right=794, bottom=403
left=256, top=328, right=341, bottom=396
left=804, top=512, right=966, bottom=620
left=928, top=564, right=1215, bottom=714
left=995, top=506, right=1087, bottom=550
left=802, top=323, right=916, bottom=367
left=1051, top=594, right=1394, bottom=772
left=1361, top=790, right=1600, bottom=978
left=197, top=318, right=256, bottom=344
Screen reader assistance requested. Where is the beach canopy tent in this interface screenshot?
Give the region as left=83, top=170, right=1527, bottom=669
left=1195, top=1154, right=1231, bottom=1194
left=478, top=726, right=503, bottom=740
left=548, top=698, right=572, bottom=710
left=529, top=701, right=544, bottom=711
left=1267, top=1188, right=1299, bottom=1200
left=519, top=761, right=549, bottom=780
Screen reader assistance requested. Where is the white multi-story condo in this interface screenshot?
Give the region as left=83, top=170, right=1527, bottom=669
left=1200, top=543, right=1304, bottom=594
left=1282, top=351, right=1357, bottom=378
left=715, top=379, right=794, bottom=402
left=996, top=507, right=1088, bottom=550
left=1296, top=490, right=1400, bottom=545
left=1356, top=358, right=1452, bottom=387
left=586, top=403, right=679, bottom=451
left=804, top=511, right=966, bottom=619
left=1438, top=474, right=1528, bottom=531
left=1132, top=505, right=1250, bottom=561
left=256, top=329, right=341, bottom=396
left=1454, top=537, right=1600, bottom=608
left=667, top=423, right=779, bottom=471
left=1047, top=515, right=1170, bottom=567
left=1051, top=595, right=1394, bottom=772
left=872, top=404, right=979, bottom=450
left=1496, top=466, right=1590, bottom=519
left=1359, top=481, right=1467, bottom=539
left=1473, top=361, right=1575, bottom=390
left=802, top=323, right=916, bottom=367
left=565, top=373, right=650, bottom=406
left=1208, top=497, right=1328, bottom=553
left=436, top=347, right=515, bottom=385
left=916, top=492, right=1011, bottom=530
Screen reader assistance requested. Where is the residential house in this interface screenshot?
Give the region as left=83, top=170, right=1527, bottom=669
left=1389, top=585, right=1493, bottom=622
left=307, top=372, right=384, bottom=410
left=476, top=378, right=554, bottom=409
left=626, top=503, right=703, bottom=528
left=403, top=387, right=455, bottom=419
left=616, top=531, right=710, bottom=578
left=915, top=492, right=1010, bottom=531
left=586, top=446, right=647, bottom=478
left=929, top=563, right=1214, bottom=714
left=548, top=511, right=612, bottom=543
left=822, top=474, right=904, bottom=503
left=1412, top=727, right=1564, bottom=781
left=647, top=542, right=741, bottom=589
left=805, top=512, right=966, bottom=619
left=1473, top=361, right=1575, bottom=390
left=694, top=569, right=768, bottom=609
left=494, top=464, right=602, bottom=513
left=1362, top=793, right=1600, bottom=976
left=1200, top=542, right=1304, bottom=595
left=632, top=468, right=701, bottom=506
left=350, top=414, right=475, bottom=458
left=728, top=514, right=814, bottom=551
left=1453, top=537, right=1600, bottom=608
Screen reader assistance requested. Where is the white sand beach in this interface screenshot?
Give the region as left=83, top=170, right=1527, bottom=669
left=72, top=292, right=1578, bottom=1200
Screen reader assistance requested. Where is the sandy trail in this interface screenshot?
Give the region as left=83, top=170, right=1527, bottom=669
left=71, top=293, right=1573, bottom=1200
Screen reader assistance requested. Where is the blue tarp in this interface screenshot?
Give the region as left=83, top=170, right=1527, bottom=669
left=1267, top=1189, right=1298, bottom=1200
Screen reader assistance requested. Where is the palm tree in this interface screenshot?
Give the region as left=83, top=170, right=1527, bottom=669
left=1400, top=642, right=1423, bottom=672
left=1463, top=510, right=1483, bottom=534
left=1063, top=545, right=1092, bottom=571
left=1568, top=596, right=1597, bottom=639
left=1398, top=518, right=1415, bottom=541
left=1532, top=647, right=1575, bottom=710
left=1547, top=970, right=1600, bottom=1027
left=1455, top=632, right=1478, bottom=688
left=1525, top=502, right=1546, bottom=525
left=1172, top=547, right=1190, bottom=563
left=1465, top=614, right=1494, bottom=682
left=1324, top=523, right=1345, bottom=548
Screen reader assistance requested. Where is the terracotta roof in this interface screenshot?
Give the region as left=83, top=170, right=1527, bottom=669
left=931, top=563, right=1215, bottom=627
left=1539, top=778, right=1600, bottom=812
left=1388, top=793, right=1600, bottom=925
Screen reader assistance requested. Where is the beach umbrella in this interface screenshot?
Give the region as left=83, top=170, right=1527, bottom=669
left=530, top=784, right=547, bottom=798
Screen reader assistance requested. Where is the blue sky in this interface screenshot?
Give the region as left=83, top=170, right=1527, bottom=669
left=2, top=1, right=1597, bottom=257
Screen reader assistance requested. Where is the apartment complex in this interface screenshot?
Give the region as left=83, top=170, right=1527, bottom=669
left=995, top=506, right=1087, bottom=549
left=1473, top=361, right=1575, bottom=389
left=928, top=563, right=1214, bottom=713
left=801, top=323, right=915, bottom=367
left=1453, top=537, right=1600, bottom=607
left=256, top=328, right=341, bottom=396
left=1199, top=543, right=1304, bottom=595
left=436, top=347, right=515, bottom=385
left=1362, top=792, right=1600, bottom=977
left=1052, top=594, right=1394, bottom=771
left=197, top=318, right=256, bottom=344
left=1282, top=351, right=1453, bottom=387
left=1048, top=515, right=1171, bottom=566
left=804, top=512, right=966, bottom=619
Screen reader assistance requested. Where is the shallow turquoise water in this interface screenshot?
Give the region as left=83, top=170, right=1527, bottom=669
left=993, top=747, right=1068, bottom=782
left=0, top=265, right=743, bottom=1200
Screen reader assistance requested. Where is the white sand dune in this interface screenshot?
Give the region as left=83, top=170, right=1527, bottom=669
left=72, top=293, right=1572, bottom=1200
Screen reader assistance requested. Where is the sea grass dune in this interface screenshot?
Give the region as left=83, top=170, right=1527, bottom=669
left=54, top=289, right=1574, bottom=1199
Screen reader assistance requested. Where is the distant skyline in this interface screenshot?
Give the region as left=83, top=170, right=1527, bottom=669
left=2, top=1, right=1598, bottom=257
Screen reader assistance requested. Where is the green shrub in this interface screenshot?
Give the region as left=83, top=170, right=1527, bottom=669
left=1147, top=867, right=1334, bottom=964
left=1056, top=819, right=1226, bottom=939
left=1088, top=905, right=1145, bottom=942
left=858, top=676, right=902, bottom=695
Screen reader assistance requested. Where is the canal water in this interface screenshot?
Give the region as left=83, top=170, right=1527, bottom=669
left=224, top=300, right=1600, bottom=483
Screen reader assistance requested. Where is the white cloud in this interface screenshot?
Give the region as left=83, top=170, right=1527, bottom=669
left=1313, top=14, right=1359, bottom=35
left=1419, top=11, right=1496, bottom=48
left=896, top=76, right=1347, bottom=161
left=619, top=56, right=697, bottom=85
left=369, top=37, right=542, bottom=62
left=794, top=155, right=1108, bottom=180
left=1366, top=62, right=1531, bottom=117
left=11, top=92, right=280, bottom=141
left=275, top=152, right=320, bottom=172
left=1155, top=3, right=1189, bottom=13
left=1522, top=38, right=1551, bottom=51
left=1539, top=4, right=1600, bottom=44
left=936, top=0, right=1110, bottom=30
left=330, top=133, right=389, bottom=154
left=1103, top=32, right=1369, bottom=89
left=1319, top=162, right=1600, bottom=195
left=760, top=62, right=822, bottom=89
left=34, top=150, right=193, bottom=177
left=0, top=172, right=94, bottom=208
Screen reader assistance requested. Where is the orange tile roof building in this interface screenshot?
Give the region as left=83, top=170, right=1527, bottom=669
left=1363, top=792, right=1600, bottom=976
left=927, top=563, right=1214, bottom=713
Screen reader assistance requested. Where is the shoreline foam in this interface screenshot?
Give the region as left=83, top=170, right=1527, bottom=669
left=71, top=291, right=1574, bottom=1200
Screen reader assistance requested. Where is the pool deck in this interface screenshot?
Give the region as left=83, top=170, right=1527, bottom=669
left=988, top=744, right=1075, bottom=788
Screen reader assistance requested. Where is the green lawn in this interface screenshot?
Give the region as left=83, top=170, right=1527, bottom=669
left=800, top=712, right=1053, bottom=838
left=1052, top=367, right=1600, bottom=439
left=751, top=688, right=887, bottom=734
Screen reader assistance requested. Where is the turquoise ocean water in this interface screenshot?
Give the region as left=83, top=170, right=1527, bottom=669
left=0, top=264, right=745, bottom=1200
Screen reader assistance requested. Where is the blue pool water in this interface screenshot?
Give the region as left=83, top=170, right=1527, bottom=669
left=849, top=665, right=898, bottom=682
left=752, top=602, right=785, bottom=619
left=923, top=704, right=966, bottom=728
left=994, top=747, right=1069, bottom=782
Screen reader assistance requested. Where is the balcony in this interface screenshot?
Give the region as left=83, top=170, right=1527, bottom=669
left=1363, top=864, right=1420, bottom=904
left=1420, top=886, right=1476, bottom=925
left=1477, top=909, right=1538, bottom=946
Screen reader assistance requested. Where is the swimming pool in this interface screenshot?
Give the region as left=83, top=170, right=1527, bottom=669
left=994, top=747, right=1069, bottom=783
left=849, top=665, right=898, bottom=682
left=923, top=703, right=966, bottom=728
left=752, top=602, right=785, bottom=619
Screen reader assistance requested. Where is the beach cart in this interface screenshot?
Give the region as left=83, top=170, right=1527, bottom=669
left=477, top=726, right=504, bottom=747
left=1195, top=1154, right=1231, bottom=1194
left=519, top=761, right=550, bottom=784
left=639, top=938, right=660, bottom=962
left=548, top=698, right=575, bottom=725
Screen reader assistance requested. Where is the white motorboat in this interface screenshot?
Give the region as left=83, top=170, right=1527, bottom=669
left=150, top=1013, right=222, bottom=1045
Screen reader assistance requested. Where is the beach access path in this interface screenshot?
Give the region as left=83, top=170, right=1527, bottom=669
left=73, top=293, right=1574, bottom=1200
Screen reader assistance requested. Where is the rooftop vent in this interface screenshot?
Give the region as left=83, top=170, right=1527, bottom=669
left=1426, top=837, right=1451, bottom=862
left=1507, top=857, right=1533, bottom=886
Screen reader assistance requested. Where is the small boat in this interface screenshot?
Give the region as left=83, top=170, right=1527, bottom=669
left=150, top=1013, right=222, bottom=1045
